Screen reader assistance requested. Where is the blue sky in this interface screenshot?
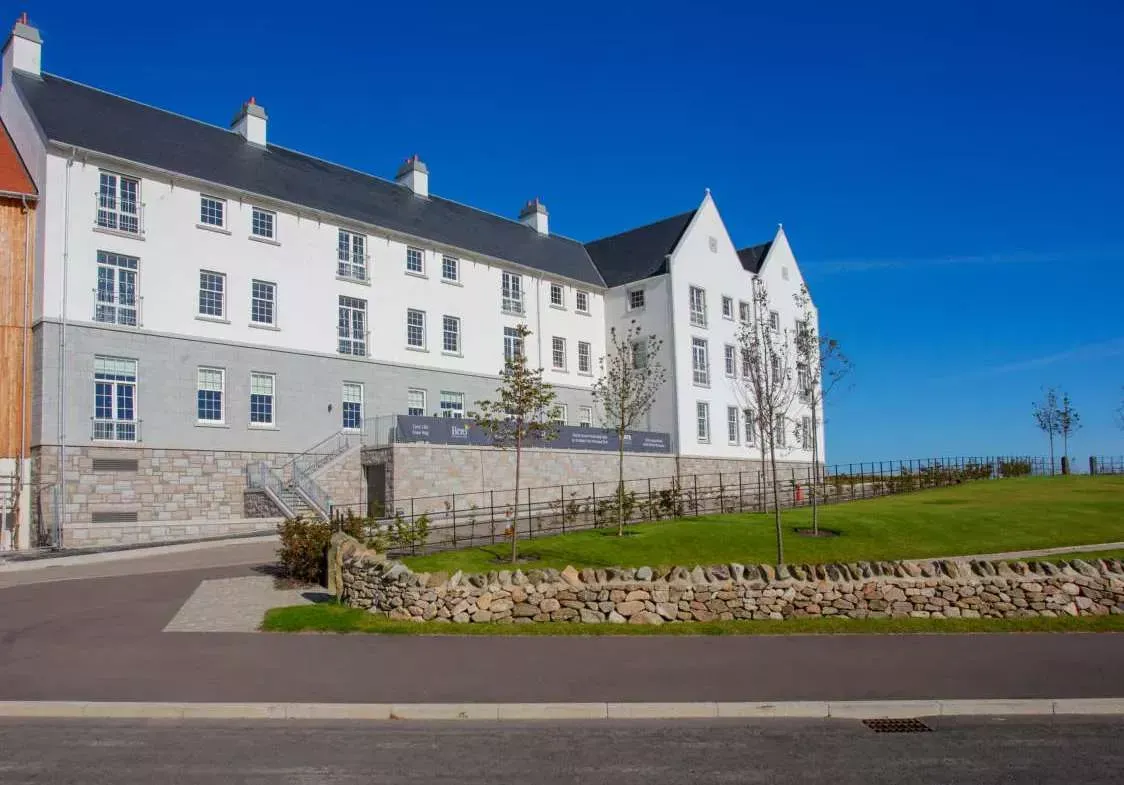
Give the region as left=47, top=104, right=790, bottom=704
left=27, top=1, right=1124, bottom=462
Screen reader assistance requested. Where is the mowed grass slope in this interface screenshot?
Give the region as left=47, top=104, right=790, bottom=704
left=402, top=476, right=1124, bottom=574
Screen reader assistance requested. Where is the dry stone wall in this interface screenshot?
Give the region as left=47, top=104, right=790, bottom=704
left=340, top=546, right=1124, bottom=624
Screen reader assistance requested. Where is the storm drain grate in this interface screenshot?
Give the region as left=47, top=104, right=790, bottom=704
left=862, top=718, right=932, bottom=733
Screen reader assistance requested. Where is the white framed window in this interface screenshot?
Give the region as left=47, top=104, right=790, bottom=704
left=338, top=296, right=367, bottom=356
left=691, top=337, right=709, bottom=386
left=441, top=254, right=459, bottom=282
left=342, top=382, right=363, bottom=430
left=727, top=406, right=739, bottom=444
left=724, top=344, right=736, bottom=377
left=801, top=415, right=812, bottom=449
left=771, top=355, right=781, bottom=383
left=440, top=390, right=465, bottom=419
left=406, top=308, right=426, bottom=349
left=250, top=373, right=275, bottom=426
left=689, top=286, right=707, bottom=327
left=627, top=288, right=645, bottom=310
left=577, top=341, right=592, bottom=374
left=578, top=405, right=592, bottom=428
left=197, top=367, right=224, bottom=423
left=407, top=388, right=426, bottom=417
left=631, top=338, right=647, bottom=369
left=251, top=207, right=275, bottom=239
left=797, top=362, right=811, bottom=400
left=552, top=403, right=567, bottom=427
left=741, top=348, right=752, bottom=380
left=708, top=236, right=718, bottom=253
left=738, top=300, right=751, bottom=324
left=93, top=356, right=138, bottom=442
left=198, top=270, right=225, bottom=318
left=549, top=283, right=564, bottom=308
left=575, top=291, right=590, bottom=314
left=338, top=230, right=367, bottom=281
left=96, top=171, right=140, bottom=234
left=503, top=326, right=523, bottom=361
left=774, top=413, right=786, bottom=447
left=743, top=408, right=756, bottom=445
left=442, top=315, right=460, bottom=354
left=696, top=401, right=710, bottom=442
left=95, top=251, right=138, bottom=326
left=501, top=271, right=524, bottom=314
left=769, top=310, right=780, bottom=332
left=199, top=195, right=226, bottom=228
left=406, top=246, right=425, bottom=275
left=722, top=296, right=733, bottom=319
left=250, top=280, right=276, bottom=326
left=552, top=336, right=567, bottom=370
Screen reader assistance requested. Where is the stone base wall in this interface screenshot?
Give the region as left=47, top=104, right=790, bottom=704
left=32, top=445, right=295, bottom=547
left=358, top=442, right=812, bottom=516
left=341, top=549, right=1124, bottom=625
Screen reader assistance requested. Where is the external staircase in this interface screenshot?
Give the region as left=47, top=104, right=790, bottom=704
left=245, top=429, right=357, bottom=521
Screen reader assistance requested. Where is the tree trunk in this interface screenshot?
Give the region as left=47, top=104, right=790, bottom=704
left=769, top=437, right=784, bottom=565
left=511, top=433, right=522, bottom=564
left=811, top=404, right=819, bottom=536
left=1048, top=433, right=1055, bottom=476
left=617, top=395, right=626, bottom=536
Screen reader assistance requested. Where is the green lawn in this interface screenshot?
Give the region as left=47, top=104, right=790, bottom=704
left=401, top=476, right=1124, bottom=573
left=262, top=603, right=1124, bottom=636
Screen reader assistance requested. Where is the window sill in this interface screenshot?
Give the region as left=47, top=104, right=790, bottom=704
left=722, top=315, right=734, bottom=322
left=577, top=371, right=593, bottom=377
left=501, top=308, right=526, bottom=317
left=549, top=304, right=566, bottom=312
left=440, top=278, right=463, bottom=287
left=405, top=345, right=429, bottom=353
left=93, top=226, right=145, bottom=241
left=195, top=315, right=231, bottom=325
left=248, top=234, right=281, bottom=246
left=195, top=422, right=230, bottom=429
left=697, top=439, right=711, bottom=444
left=441, top=350, right=463, bottom=358
left=248, top=424, right=279, bottom=431
left=576, top=310, right=591, bottom=317
left=627, top=306, right=645, bottom=314
left=552, top=368, right=568, bottom=374
left=405, top=270, right=428, bottom=280
left=336, top=274, right=371, bottom=287
left=690, top=322, right=708, bottom=330
left=196, top=223, right=232, bottom=235
left=693, top=381, right=711, bottom=389
left=249, top=322, right=281, bottom=331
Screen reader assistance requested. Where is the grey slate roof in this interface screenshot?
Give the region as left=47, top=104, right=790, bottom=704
left=737, top=241, right=772, bottom=274
left=12, top=73, right=606, bottom=287
left=584, top=210, right=696, bottom=288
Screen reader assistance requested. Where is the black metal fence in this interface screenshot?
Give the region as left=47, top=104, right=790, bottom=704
left=1091, top=456, right=1124, bottom=475
left=331, top=454, right=1092, bottom=558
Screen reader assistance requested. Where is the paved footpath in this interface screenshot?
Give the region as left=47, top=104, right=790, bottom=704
left=1, top=541, right=1123, bottom=705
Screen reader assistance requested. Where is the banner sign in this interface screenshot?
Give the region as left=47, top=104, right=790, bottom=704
left=393, top=416, right=671, bottom=454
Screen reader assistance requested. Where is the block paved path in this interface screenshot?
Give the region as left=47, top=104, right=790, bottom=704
left=1, top=548, right=1123, bottom=704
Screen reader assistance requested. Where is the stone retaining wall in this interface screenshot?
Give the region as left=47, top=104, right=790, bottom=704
left=340, top=547, right=1124, bottom=624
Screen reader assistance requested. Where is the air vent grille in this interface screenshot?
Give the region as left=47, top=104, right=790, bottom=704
left=92, top=458, right=139, bottom=472
left=91, top=511, right=139, bottom=524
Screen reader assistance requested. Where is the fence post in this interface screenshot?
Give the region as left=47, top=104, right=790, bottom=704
left=560, top=483, right=566, bottom=534
left=528, top=487, right=533, bottom=540
left=647, top=478, right=653, bottom=521
left=591, top=481, right=597, bottom=527
left=738, top=471, right=743, bottom=513
left=490, top=489, right=495, bottom=544
left=759, top=471, right=765, bottom=513
left=693, top=474, right=699, bottom=517
left=1089, top=456, right=1097, bottom=475
left=451, top=491, right=456, bottom=547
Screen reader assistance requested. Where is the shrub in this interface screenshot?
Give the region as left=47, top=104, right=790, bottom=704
left=277, top=512, right=367, bottom=585
left=1000, top=459, right=1033, bottom=478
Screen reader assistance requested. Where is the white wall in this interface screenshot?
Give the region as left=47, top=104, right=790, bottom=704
left=667, top=193, right=820, bottom=461
left=36, top=151, right=605, bottom=392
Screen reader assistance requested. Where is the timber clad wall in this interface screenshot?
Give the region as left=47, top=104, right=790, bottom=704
left=0, top=197, right=33, bottom=458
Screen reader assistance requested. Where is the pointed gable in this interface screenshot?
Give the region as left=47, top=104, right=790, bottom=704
left=0, top=120, right=36, bottom=197
left=585, top=210, right=696, bottom=287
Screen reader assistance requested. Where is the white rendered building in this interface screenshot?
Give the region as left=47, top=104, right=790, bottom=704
left=0, top=17, right=821, bottom=548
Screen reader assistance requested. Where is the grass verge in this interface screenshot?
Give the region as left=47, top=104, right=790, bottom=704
left=400, top=476, right=1124, bottom=574
left=262, top=603, right=1124, bottom=636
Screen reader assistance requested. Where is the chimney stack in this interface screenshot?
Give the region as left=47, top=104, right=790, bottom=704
left=396, top=155, right=428, bottom=198
left=231, top=97, right=267, bottom=146
left=519, top=198, right=549, bottom=235
left=3, top=13, right=41, bottom=79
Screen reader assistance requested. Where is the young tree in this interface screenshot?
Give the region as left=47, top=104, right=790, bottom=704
left=1032, top=387, right=1062, bottom=475
left=793, top=284, right=852, bottom=536
left=1057, top=390, right=1081, bottom=474
left=736, top=278, right=799, bottom=564
left=592, top=321, right=667, bottom=536
left=472, top=324, right=559, bottom=563
left=1115, top=388, right=1124, bottom=431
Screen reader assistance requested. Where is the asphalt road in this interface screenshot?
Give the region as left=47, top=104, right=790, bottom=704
left=2, top=559, right=1124, bottom=703
left=2, top=717, right=1123, bottom=784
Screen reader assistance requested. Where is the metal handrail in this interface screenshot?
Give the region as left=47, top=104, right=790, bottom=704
left=281, top=429, right=356, bottom=477
left=90, top=417, right=141, bottom=442
left=292, top=464, right=332, bottom=519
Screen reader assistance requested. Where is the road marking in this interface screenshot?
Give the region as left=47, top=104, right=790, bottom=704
left=1, top=698, right=1122, bottom=721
